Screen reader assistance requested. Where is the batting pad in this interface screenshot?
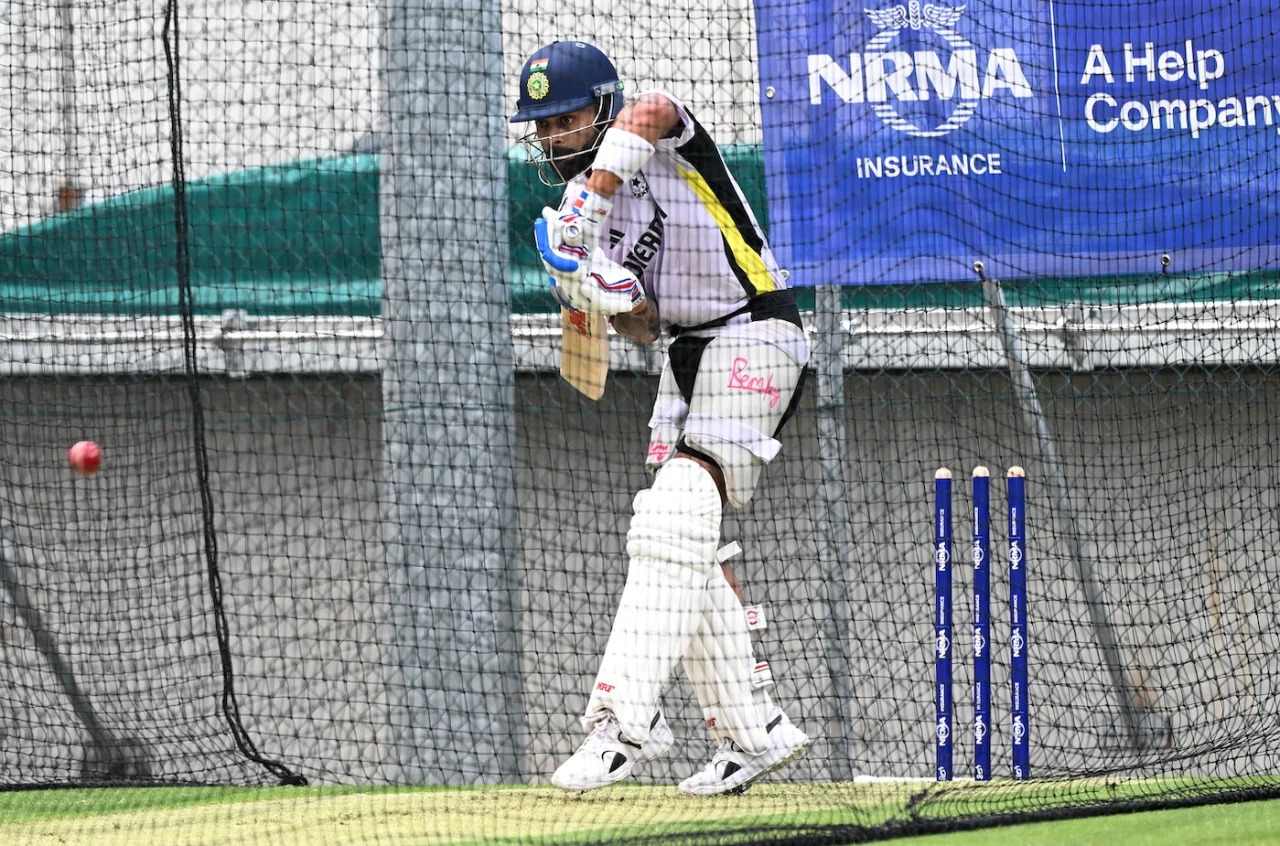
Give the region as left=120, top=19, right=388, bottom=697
left=681, top=320, right=807, bottom=508
left=682, top=561, right=772, bottom=755
left=584, top=459, right=722, bottom=744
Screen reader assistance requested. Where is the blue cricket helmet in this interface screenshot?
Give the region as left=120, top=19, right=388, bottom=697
left=511, top=41, right=625, bottom=123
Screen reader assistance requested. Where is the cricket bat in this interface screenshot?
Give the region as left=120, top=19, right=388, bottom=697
left=533, top=216, right=610, bottom=399
left=559, top=307, right=609, bottom=400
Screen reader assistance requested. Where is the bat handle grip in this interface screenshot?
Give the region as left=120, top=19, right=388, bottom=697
left=563, top=223, right=583, bottom=247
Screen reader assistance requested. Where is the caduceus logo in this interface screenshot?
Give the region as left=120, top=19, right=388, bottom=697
left=864, top=1, right=978, bottom=137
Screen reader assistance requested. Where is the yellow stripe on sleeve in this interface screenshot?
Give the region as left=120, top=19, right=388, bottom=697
left=676, top=166, right=776, bottom=295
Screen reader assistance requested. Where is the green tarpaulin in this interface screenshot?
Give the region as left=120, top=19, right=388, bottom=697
left=0, top=149, right=1274, bottom=318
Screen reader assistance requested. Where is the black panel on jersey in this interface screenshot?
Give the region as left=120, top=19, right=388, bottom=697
left=675, top=117, right=770, bottom=296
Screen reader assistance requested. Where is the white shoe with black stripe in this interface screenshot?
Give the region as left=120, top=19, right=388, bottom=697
left=678, top=709, right=811, bottom=796
left=551, top=710, right=673, bottom=792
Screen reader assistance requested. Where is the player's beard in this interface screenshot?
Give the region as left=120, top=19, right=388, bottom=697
left=550, top=129, right=603, bottom=183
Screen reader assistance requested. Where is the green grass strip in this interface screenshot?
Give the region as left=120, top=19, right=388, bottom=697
left=4, top=779, right=1280, bottom=845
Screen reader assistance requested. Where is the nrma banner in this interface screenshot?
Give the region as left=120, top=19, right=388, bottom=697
left=754, top=0, right=1280, bottom=284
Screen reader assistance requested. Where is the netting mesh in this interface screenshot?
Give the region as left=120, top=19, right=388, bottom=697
left=1, top=0, right=1279, bottom=842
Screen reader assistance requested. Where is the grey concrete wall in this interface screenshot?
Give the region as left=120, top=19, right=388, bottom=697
left=2, top=367, right=1279, bottom=786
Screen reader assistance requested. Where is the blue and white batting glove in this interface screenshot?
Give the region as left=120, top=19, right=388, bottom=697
left=579, top=249, right=646, bottom=316
left=535, top=215, right=641, bottom=316
left=547, top=274, right=589, bottom=313
left=535, top=217, right=591, bottom=311
left=546, top=189, right=613, bottom=261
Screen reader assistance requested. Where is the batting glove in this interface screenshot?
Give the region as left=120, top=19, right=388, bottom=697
left=545, top=189, right=612, bottom=261
left=578, top=249, right=646, bottom=316
left=535, top=214, right=643, bottom=316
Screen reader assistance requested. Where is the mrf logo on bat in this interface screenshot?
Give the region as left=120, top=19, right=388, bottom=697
left=807, top=1, right=1033, bottom=179
left=567, top=309, right=594, bottom=336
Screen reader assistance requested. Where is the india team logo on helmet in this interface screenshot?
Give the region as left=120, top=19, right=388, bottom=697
left=527, top=72, right=550, bottom=101
left=510, top=41, right=624, bottom=123
left=526, top=57, right=550, bottom=100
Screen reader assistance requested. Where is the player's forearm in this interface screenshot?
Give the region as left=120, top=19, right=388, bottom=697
left=610, top=298, right=660, bottom=343
left=586, top=95, right=680, bottom=197
left=614, top=94, right=681, bottom=147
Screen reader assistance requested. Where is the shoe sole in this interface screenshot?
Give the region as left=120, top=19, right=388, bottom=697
left=551, top=758, right=635, bottom=792
left=681, top=735, right=812, bottom=797
left=551, top=723, right=673, bottom=792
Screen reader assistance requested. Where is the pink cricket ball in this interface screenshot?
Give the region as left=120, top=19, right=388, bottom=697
left=68, top=441, right=103, bottom=476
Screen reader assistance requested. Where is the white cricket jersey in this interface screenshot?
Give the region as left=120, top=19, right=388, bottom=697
left=560, top=92, right=792, bottom=334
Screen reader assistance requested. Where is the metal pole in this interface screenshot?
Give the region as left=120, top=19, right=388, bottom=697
left=379, top=0, right=525, bottom=783
left=812, top=284, right=857, bottom=781
left=0, top=523, right=151, bottom=779
left=978, top=268, right=1145, bottom=752
left=58, top=0, right=79, bottom=207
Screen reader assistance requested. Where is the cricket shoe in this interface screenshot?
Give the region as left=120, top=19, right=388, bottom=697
left=551, top=709, right=673, bottom=792
left=678, top=709, right=811, bottom=796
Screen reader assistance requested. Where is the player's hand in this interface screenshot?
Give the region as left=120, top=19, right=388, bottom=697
left=536, top=215, right=642, bottom=315
left=535, top=216, right=592, bottom=311
left=546, top=189, right=613, bottom=259
left=579, top=249, right=645, bottom=316
left=535, top=189, right=612, bottom=282
left=543, top=249, right=645, bottom=316
left=536, top=242, right=643, bottom=317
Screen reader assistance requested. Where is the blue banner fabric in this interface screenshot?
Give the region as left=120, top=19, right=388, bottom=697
left=753, top=1, right=1280, bottom=284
